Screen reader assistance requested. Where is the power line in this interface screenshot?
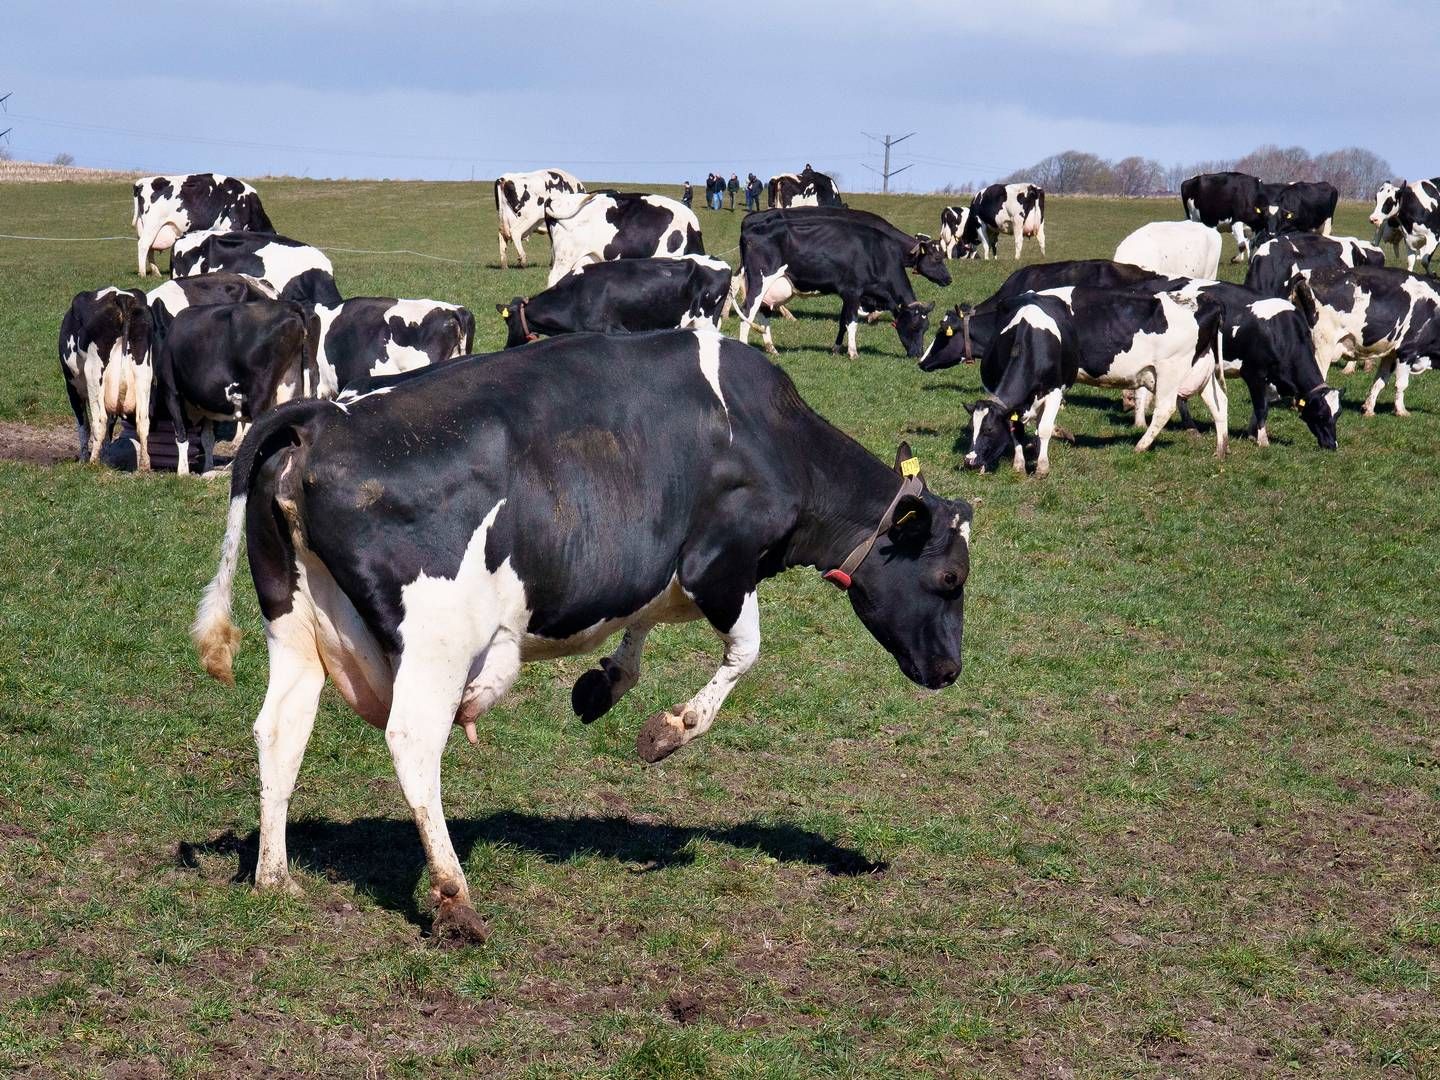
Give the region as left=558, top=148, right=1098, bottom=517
left=861, top=131, right=916, bottom=194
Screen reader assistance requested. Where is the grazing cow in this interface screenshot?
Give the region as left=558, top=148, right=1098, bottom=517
left=58, top=288, right=152, bottom=466
left=1368, top=179, right=1440, bottom=274
left=917, top=260, right=1165, bottom=368
left=767, top=166, right=844, bottom=209
left=156, top=301, right=319, bottom=474
left=961, top=288, right=1227, bottom=475
left=497, top=255, right=731, bottom=348
left=58, top=275, right=278, bottom=472
left=171, top=231, right=342, bottom=305
left=311, top=298, right=475, bottom=397
left=940, top=184, right=1046, bottom=260
left=1257, top=181, right=1338, bottom=241
left=543, top=191, right=704, bottom=285
left=1129, top=279, right=1339, bottom=450
left=1244, top=233, right=1386, bottom=297
left=132, top=173, right=273, bottom=277
left=1290, top=265, right=1440, bottom=415
left=737, top=207, right=948, bottom=357
left=1114, top=222, right=1222, bottom=279
left=493, top=168, right=584, bottom=269
left=191, top=329, right=973, bottom=941
left=1180, top=171, right=1265, bottom=261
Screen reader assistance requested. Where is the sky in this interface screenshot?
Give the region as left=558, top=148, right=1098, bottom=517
left=5, top=0, right=1432, bottom=191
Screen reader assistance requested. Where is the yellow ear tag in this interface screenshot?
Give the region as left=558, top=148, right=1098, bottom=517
left=1009, top=413, right=1019, bottom=422
left=500, top=307, right=509, bottom=318
left=900, top=456, right=921, bottom=478
left=944, top=326, right=954, bottom=336
left=1298, top=398, right=1306, bottom=407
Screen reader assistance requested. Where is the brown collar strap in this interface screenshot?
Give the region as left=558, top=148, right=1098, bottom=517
left=822, top=463, right=924, bottom=590
left=962, top=309, right=973, bottom=364
left=517, top=301, right=539, bottom=343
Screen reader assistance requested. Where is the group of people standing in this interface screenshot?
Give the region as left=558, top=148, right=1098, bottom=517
left=683, top=172, right=765, bottom=212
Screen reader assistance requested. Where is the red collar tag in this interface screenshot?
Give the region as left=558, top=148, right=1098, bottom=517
left=822, top=569, right=853, bottom=590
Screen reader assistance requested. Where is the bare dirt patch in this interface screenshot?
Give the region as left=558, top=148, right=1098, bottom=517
left=0, top=422, right=73, bottom=466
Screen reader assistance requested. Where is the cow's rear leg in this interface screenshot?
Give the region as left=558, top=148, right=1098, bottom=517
left=253, top=613, right=327, bottom=894
left=385, top=636, right=497, bottom=943
left=1036, top=222, right=1047, bottom=257
left=572, top=626, right=650, bottom=724
left=1199, top=370, right=1229, bottom=457
left=497, top=228, right=510, bottom=270
left=1135, top=380, right=1179, bottom=453
left=637, top=587, right=760, bottom=764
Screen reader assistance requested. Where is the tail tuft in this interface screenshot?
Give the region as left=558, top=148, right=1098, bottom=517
left=192, top=495, right=248, bottom=684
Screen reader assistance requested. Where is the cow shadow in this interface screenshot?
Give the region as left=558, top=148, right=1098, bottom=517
left=178, top=812, right=885, bottom=928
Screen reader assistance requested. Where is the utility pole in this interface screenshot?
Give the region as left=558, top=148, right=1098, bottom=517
left=861, top=131, right=916, bottom=193
left=0, top=93, right=11, bottom=145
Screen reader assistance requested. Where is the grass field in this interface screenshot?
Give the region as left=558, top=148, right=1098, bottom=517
left=1, top=181, right=1437, bottom=1078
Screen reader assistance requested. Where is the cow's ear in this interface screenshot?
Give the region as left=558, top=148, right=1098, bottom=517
left=495, top=303, right=508, bottom=317
left=888, top=494, right=932, bottom=546
left=917, top=302, right=935, bottom=315
left=893, top=443, right=925, bottom=484
left=893, top=441, right=915, bottom=474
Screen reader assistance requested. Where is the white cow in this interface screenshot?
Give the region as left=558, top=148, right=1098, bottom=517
left=493, top=169, right=585, bottom=269
left=1114, top=222, right=1222, bottom=280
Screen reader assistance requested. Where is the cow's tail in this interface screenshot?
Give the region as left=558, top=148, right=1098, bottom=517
left=453, top=305, right=477, bottom=354
left=192, top=398, right=331, bottom=685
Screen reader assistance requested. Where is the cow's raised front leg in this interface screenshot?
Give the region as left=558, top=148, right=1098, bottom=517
left=253, top=610, right=327, bottom=894
left=572, top=625, right=651, bottom=724
left=637, top=592, right=759, bottom=764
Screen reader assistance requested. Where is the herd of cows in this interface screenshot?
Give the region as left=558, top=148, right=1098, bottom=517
left=47, top=163, right=1440, bottom=939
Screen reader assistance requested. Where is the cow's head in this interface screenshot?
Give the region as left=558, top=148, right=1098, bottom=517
left=962, top=399, right=1024, bottom=473
left=845, top=444, right=972, bottom=690
left=918, top=305, right=976, bottom=371
left=495, top=297, right=535, bottom=348
left=892, top=301, right=935, bottom=358
left=907, top=235, right=952, bottom=286
left=1371, top=182, right=1402, bottom=227
left=1297, top=386, right=1341, bottom=450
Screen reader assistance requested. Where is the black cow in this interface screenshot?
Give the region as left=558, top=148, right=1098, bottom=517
left=1369, top=180, right=1440, bottom=274
left=939, top=183, right=1046, bottom=260
left=1291, top=265, right=1440, bottom=415
left=132, top=173, right=273, bottom=277
left=1244, top=233, right=1386, bottom=297
left=1180, top=171, right=1265, bottom=261
left=917, top=260, right=1163, bottom=367
left=192, top=329, right=973, bottom=941
left=312, top=298, right=475, bottom=396
left=156, top=300, right=319, bottom=474
left=737, top=208, right=948, bottom=357
left=1258, top=181, right=1338, bottom=241
left=960, top=288, right=1227, bottom=475
left=170, top=231, right=342, bottom=305
left=767, top=166, right=844, bottom=209
left=496, top=254, right=731, bottom=348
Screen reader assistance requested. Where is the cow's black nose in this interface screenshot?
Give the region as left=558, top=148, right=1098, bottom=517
left=929, top=661, right=961, bottom=688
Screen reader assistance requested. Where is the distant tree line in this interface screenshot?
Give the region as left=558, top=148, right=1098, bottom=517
left=942, top=145, right=1394, bottom=199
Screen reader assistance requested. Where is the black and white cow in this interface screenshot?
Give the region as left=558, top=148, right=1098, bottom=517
left=192, top=329, right=973, bottom=941
left=1368, top=179, right=1440, bottom=274
left=132, top=173, right=273, bottom=277
left=1180, top=171, right=1265, bottom=261
left=939, top=184, right=1046, bottom=260
left=767, top=166, right=844, bottom=209
left=959, top=288, right=1227, bottom=475
left=57, top=274, right=276, bottom=471
left=1244, top=233, right=1386, bottom=297
left=1257, top=181, right=1338, bottom=241
left=493, top=168, right=584, bottom=269
left=496, top=255, right=731, bottom=348
left=311, top=298, right=475, bottom=396
left=542, top=191, right=704, bottom=285
left=171, top=231, right=342, bottom=304
left=1290, top=265, right=1440, bottom=415
left=156, top=300, right=319, bottom=474
left=737, top=207, right=949, bottom=358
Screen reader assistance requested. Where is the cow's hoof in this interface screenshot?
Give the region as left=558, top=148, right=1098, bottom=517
left=254, top=871, right=303, bottom=897
left=830, top=345, right=845, bottom=355
left=763, top=345, right=778, bottom=356
left=571, top=661, right=621, bottom=724
left=637, top=711, right=686, bottom=763
left=433, top=900, right=489, bottom=947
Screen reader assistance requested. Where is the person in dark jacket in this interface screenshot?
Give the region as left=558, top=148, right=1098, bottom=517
left=745, top=173, right=762, bottom=212
left=727, top=173, right=740, bottom=210
left=681, top=180, right=693, bottom=207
